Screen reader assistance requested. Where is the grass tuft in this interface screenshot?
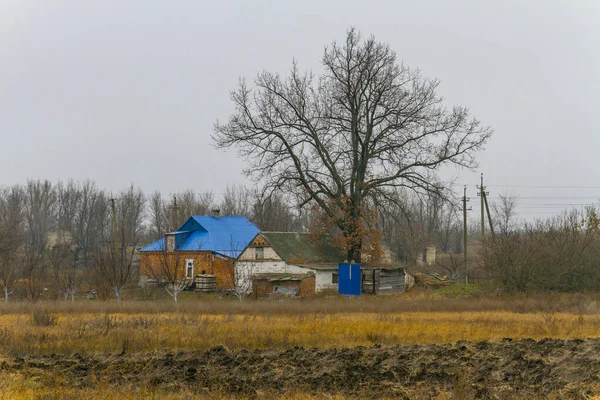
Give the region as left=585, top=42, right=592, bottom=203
left=31, top=309, right=58, bottom=327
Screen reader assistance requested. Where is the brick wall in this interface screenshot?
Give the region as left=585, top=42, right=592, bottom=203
left=140, top=251, right=234, bottom=289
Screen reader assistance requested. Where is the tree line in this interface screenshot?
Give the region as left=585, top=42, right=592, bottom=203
left=4, top=178, right=593, bottom=297
left=0, top=179, right=468, bottom=301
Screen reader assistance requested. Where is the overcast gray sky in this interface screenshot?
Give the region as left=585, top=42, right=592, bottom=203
left=1, top=0, right=599, bottom=218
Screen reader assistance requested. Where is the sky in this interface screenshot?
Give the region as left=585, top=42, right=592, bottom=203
left=1, top=0, right=599, bottom=220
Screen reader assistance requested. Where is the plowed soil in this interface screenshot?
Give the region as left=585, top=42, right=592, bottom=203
left=3, top=338, right=600, bottom=399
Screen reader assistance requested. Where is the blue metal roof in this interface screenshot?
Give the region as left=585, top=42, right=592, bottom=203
left=138, top=216, right=260, bottom=258
left=140, top=237, right=166, bottom=251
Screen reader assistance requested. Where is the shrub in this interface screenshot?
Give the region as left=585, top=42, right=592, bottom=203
left=32, top=309, right=57, bottom=327
left=483, top=208, right=600, bottom=292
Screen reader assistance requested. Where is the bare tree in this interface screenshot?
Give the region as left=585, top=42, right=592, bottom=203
left=148, top=191, right=170, bottom=240
left=436, top=202, right=462, bottom=253
left=22, top=180, right=57, bottom=302
left=220, top=185, right=251, bottom=217
left=250, top=191, right=298, bottom=231
left=177, top=189, right=214, bottom=219
left=214, top=28, right=491, bottom=261
left=53, top=181, right=87, bottom=300
left=379, top=190, right=453, bottom=264
left=228, top=258, right=254, bottom=301
left=435, top=252, right=463, bottom=282
left=56, top=181, right=79, bottom=233
left=0, top=186, right=25, bottom=301
left=492, top=193, right=519, bottom=235
left=92, top=185, right=146, bottom=301
left=48, top=233, right=76, bottom=300
left=145, top=249, right=192, bottom=303
left=197, top=191, right=215, bottom=214
left=70, top=181, right=109, bottom=271
left=147, top=190, right=215, bottom=241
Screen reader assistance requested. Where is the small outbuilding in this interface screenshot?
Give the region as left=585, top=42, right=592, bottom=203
left=362, top=267, right=407, bottom=294
left=251, top=273, right=316, bottom=298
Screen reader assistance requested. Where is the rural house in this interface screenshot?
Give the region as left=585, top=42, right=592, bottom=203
left=139, top=215, right=260, bottom=289
left=236, top=232, right=345, bottom=292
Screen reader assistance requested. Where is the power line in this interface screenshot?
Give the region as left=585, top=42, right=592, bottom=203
left=486, top=185, right=600, bottom=189
left=515, top=204, right=596, bottom=207
left=487, top=196, right=600, bottom=200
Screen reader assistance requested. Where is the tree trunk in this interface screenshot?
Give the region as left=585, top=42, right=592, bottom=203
left=346, top=242, right=362, bottom=265
left=113, top=286, right=123, bottom=301
left=3, top=287, right=9, bottom=302
left=166, top=286, right=179, bottom=303
left=343, top=200, right=363, bottom=264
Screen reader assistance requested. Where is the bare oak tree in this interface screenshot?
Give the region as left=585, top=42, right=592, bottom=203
left=214, top=28, right=491, bottom=261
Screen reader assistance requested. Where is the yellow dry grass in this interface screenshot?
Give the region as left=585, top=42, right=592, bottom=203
left=0, top=379, right=351, bottom=400
left=2, top=293, right=600, bottom=399
left=0, top=309, right=598, bottom=356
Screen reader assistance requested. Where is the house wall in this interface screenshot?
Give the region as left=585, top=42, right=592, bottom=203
left=237, top=246, right=281, bottom=261
left=314, top=270, right=338, bottom=291
left=266, top=263, right=337, bottom=291
left=235, top=260, right=306, bottom=289
left=235, top=261, right=339, bottom=292
left=140, top=251, right=234, bottom=289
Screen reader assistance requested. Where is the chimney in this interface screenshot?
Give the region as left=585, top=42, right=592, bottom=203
left=165, top=234, right=175, bottom=252
left=211, top=209, right=221, bottom=219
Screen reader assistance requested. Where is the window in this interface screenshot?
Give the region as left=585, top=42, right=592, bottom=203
left=186, top=259, right=194, bottom=279
left=332, top=273, right=339, bottom=284
left=255, top=247, right=264, bottom=260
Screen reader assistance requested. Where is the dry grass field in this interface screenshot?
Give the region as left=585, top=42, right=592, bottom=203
left=3, top=289, right=600, bottom=398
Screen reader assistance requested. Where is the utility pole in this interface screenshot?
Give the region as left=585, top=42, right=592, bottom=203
left=110, top=198, right=119, bottom=262
left=483, top=190, right=495, bottom=240
left=477, top=174, right=489, bottom=242
left=460, top=186, right=472, bottom=284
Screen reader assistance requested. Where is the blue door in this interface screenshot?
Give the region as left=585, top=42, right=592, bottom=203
left=338, top=263, right=361, bottom=296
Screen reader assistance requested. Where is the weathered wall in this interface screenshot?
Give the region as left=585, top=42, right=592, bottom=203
left=426, top=246, right=437, bottom=265
left=235, top=261, right=306, bottom=288
left=235, top=261, right=339, bottom=292
left=314, top=270, right=338, bottom=291
left=252, top=275, right=316, bottom=298
left=238, top=246, right=281, bottom=261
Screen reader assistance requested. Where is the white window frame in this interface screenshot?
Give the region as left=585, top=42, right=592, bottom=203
left=186, top=259, right=194, bottom=279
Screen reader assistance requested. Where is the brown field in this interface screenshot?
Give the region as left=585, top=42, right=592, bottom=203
left=3, top=290, right=600, bottom=398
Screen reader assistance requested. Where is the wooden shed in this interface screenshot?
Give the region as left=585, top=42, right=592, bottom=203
left=252, top=273, right=316, bottom=298
left=362, top=268, right=406, bottom=294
